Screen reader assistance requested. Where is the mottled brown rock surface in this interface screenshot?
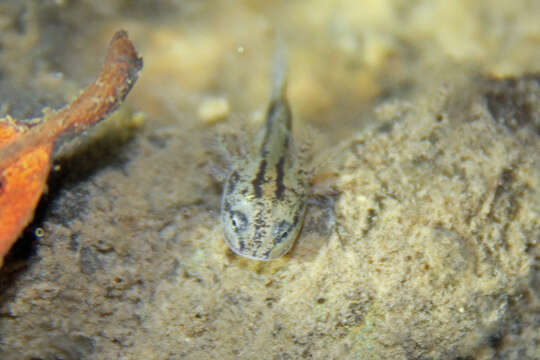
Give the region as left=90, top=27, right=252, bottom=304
left=0, top=0, right=538, bottom=359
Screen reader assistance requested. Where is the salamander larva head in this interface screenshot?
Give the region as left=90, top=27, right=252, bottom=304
left=221, top=167, right=306, bottom=261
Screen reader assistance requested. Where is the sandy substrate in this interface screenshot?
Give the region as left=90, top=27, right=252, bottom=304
left=0, top=1, right=538, bottom=359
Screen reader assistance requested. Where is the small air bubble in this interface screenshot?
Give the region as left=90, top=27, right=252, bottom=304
left=35, top=227, right=45, bottom=238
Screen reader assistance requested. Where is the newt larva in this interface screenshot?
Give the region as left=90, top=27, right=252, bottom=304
left=220, top=51, right=308, bottom=260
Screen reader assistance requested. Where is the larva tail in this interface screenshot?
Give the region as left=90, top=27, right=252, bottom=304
left=271, top=41, right=288, bottom=101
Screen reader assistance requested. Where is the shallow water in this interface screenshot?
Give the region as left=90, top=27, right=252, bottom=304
left=0, top=1, right=539, bottom=359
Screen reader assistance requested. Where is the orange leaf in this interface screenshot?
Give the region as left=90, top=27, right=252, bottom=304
left=0, top=30, right=142, bottom=267
left=0, top=123, right=52, bottom=267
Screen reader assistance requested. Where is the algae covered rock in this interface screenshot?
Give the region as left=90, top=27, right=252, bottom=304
left=319, top=78, right=538, bottom=358
left=130, top=77, right=538, bottom=359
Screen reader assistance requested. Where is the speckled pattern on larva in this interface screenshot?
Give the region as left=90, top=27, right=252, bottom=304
left=220, top=63, right=308, bottom=260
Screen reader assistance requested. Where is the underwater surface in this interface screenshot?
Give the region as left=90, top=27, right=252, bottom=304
left=0, top=1, right=538, bottom=359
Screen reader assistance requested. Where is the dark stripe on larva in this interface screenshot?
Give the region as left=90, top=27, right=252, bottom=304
left=275, top=156, right=286, bottom=199
left=261, top=101, right=278, bottom=156
left=281, top=100, right=292, bottom=131
left=282, top=132, right=290, bottom=150
left=253, top=207, right=266, bottom=245
left=252, top=159, right=267, bottom=198
left=227, top=171, right=240, bottom=194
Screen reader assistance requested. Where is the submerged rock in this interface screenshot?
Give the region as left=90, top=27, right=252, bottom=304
left=133, top=77, right=538, bottom=359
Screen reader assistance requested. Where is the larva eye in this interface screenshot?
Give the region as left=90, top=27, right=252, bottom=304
left=230, top=211, right=248, bottom=232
